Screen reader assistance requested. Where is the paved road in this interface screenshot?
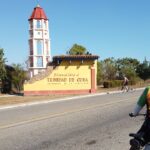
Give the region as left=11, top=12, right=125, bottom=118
left=0, top=89, right=146, bottom=150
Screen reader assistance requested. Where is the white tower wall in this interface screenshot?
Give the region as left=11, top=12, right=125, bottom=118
left=28, top=6, right=51, bottom=78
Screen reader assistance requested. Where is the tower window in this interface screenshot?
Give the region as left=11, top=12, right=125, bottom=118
left=37, top=40, right=42, bottom=55
left=37, top=57, right=43, bottom=67
left=37, top=20, right=41, bottom=28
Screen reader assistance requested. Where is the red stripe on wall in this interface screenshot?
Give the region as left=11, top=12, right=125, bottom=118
left=24, top=89, right=94, bottom=96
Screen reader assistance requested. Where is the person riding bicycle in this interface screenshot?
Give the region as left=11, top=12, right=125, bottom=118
left=121, top=75, right=129, bottom=91
left=130, top=86, right=150, bottom=148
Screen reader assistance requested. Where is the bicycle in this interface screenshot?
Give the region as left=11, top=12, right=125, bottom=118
left=121, top=85, right=134, bottom=93
left=129, top=113, right=150, bottom=150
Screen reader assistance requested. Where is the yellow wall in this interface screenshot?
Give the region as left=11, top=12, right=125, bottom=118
left=24, top=60, right=97, bottom=92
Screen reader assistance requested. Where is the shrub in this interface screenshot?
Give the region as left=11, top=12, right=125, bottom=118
left=103, top=80, right=123, bottom=88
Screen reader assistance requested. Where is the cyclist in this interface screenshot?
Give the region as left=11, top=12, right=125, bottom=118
left=130, top=86, right=150, bottom=149
left=121, top=75, right=129, bottom=92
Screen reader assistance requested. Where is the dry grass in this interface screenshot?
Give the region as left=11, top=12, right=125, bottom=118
left=0, top=94, right=74, bottom=106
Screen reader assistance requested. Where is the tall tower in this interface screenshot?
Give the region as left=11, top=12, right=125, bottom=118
left=28, top=4, right=51, bottom=78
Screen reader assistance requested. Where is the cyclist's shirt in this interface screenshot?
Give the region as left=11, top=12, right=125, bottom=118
left=137, top=86, right=150, bottom=107
left=123, top=77, right=129, bottom=85
left=137, top=86, right=150, bottom=117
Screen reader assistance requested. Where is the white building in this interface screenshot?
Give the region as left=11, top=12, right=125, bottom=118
left=28, top=5, right=51, bottom=78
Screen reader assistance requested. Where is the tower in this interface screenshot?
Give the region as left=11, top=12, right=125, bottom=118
left=28, top=4, right=51, bottom=78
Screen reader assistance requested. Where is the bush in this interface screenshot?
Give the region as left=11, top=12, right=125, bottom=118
left=103, top=78, right=140, bottom=88
left=103, top=80, right=123, bottom=88
left=129, top=76, right=141, bottom=85
left=103, top=81, right=110, bottom=88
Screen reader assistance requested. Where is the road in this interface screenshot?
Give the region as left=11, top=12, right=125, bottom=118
left=0, top=89, right=146, bottom=150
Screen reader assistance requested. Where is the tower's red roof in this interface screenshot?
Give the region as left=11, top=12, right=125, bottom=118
left=29, top=5, right=48, bottom=21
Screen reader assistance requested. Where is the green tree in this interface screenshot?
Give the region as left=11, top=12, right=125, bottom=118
left=136, top=58, right=150, bottom=81
left=0, top=48, right=7, bottom=93
left=116, top=57, right=139, bottom=80
left=97, top=61, right=103, bottom=85
left=68, top=44, right=87, bottom=55
left=0, top=48, right=6, bottom=80
left=116, top=57, right=140, bottom=71
left=11, top=63, right=26, bottom=93
left=120, top=67, right=137, bottom=84
left=101, top=57, right=117, bottom=80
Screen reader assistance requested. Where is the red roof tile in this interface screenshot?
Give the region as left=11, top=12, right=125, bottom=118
left=53, top=55, right=99, bottom=61
left=29, top=5, right=48, bottom=21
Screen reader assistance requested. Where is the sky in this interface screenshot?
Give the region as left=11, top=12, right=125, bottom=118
left=0, top=0, right=150, bottom=65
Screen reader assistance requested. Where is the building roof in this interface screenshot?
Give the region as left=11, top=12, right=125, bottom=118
left=53, top=55, right=99, bottom=62
left=28, top=5, right=48, bottom=21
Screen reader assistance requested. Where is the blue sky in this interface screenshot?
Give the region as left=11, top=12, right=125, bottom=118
left=0, top=0, right=150, bottom=65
